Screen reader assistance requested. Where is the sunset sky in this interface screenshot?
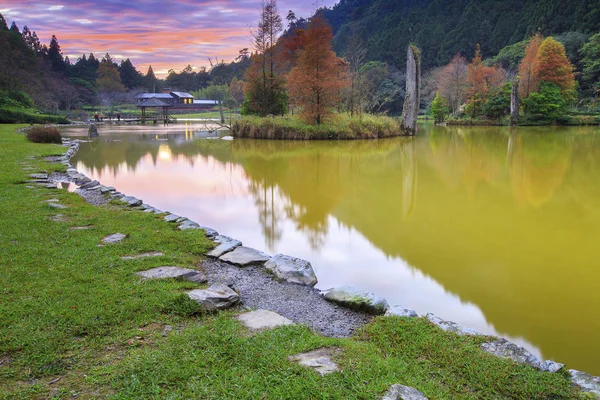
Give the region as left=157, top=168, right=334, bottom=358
left=0, top=0, right=336, bottom=77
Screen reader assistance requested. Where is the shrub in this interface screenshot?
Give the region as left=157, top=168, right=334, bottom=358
left=0, top=108, right=70, bottom=124
left=25, top=126, right=62, bottom=144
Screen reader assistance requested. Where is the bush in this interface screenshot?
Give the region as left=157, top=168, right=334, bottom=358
left=25, top=126, right=62, bottom=144
left=0, top=90, right=34, bottom=108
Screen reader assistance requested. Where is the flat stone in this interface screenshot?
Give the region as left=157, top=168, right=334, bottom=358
left=99, top=186, right=112, bottom=194
left=323, top=286, right=389, bottom=315
left=207, top=235, right=242, bottom=258
left=569, top=369, right=600, bottom=395
left=50, top=214, right=66, bottom=222
left=136, top=266, right=205, bottom=283
left=219, top=246, right=270, bottom=267
left=164, top=214, right=181, bottom=223
left=102, top=233, right=128, bottom=244
left=426, top=314, right=481, bottom=336
left=121, top=252, right=164, bottom=260
left=69, top=226, right=93, bottom=231
left=540, top=360, right=564, bottom=373
left=187, top=283, right=240, bottom=311
left=288, top=348, right=340, bottom=376
left=237, top=309, right=293, bottom=331
left=80, top=180, right=100, bottom=189
left=120, top=196, right=143, bottom=207
left=48, top=203, right=68, bottom=209
left=29, top=173, right=48, bottom=180
left=199, top=226, right=219, bottom=238
left=385, top=305, right=418, bottom=318
left=481, top=338, right=541, bottom=369
left=382, top=384, right=429, bottom=400
left=178, top=220, right=200, bottom=230
left=264, top=254, right=318, bottom=287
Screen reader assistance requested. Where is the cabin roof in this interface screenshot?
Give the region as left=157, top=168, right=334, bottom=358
left=170, top=91, right=194, bottom=98
left=136, top=97, right=173, bottom=107
left=136, top=93, right=173, bottom=99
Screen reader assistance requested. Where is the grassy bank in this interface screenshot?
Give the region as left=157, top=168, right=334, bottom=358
left=446, top=114, right=600, bottom=126
left=0, top=124, right=586, bottom=398
left=232, top=114, right=403, bottom=140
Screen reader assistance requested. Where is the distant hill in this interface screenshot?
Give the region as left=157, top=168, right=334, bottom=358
left=321, top=0, right=600, bottom=70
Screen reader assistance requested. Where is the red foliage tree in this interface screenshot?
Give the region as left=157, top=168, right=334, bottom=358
left=467, top=44, right=506, bottom=116
left=518, top=33, right=543, bottom=99
left=287, top=14, right=348, bottom=124
left=437, top=54, right=469, bottom=114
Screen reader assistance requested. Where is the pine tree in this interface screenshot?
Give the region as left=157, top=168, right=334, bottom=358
left=0, top=13, right=8, bottom=31
left=9, top=21, right=19, bottom=35
left=47, top=34, right=66, bottom=74
left=145, top=65, right=159, bottom=92
left=287, top=14, right=349, bottom=124
left=430, top=92, right=449, bottom=122
left=119, top=58, right=143, bottom=90
left=97, top=54, right=126, bottom=93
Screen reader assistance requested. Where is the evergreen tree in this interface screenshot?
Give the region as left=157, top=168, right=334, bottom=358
left=145, top=65, right=159, bottom=92
left=9, top=21, right=19, bottom=35
left=119, top=58, right=144, bottom=90
left=580, top=33, right=600, bottom=92
left=430, top=92, right=449, bottom=122
left=47, top=34, right=66, bottom=74
left=97, top=54, right=126, bottom=94
left=0, top=13, right=8, bottom=31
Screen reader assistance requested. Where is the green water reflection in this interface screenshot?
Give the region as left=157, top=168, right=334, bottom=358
left=68, top=123, right=600, bottom=375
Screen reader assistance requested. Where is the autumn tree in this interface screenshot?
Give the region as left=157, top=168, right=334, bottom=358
left=96, top=54, right=125, bottom=96
left=536, top=37, right=576, bottom=102
left=518, top=33, right=542, bottom=99
left=287, top=14, right=348, bottom=124
left=466, top=44, right=506, bottom=117
left=437, top=54, right=469, bottom=115
left=243, top=0, right=287, bottom=116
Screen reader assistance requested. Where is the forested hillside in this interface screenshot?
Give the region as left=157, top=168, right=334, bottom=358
left=322, top=0, right=600, bottom=70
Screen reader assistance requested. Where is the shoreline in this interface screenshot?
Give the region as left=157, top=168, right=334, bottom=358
left=10, top=125, right=600, bottom=397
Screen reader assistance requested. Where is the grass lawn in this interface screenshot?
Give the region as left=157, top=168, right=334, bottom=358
left=0, top=124, right=585, bottom=399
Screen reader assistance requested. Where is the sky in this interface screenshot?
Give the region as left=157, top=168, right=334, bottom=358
left=0, top=0, right=337, bottom=77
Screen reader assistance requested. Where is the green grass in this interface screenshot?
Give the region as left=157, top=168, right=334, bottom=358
left=0, top=124, right=586, bottom=399
left=0, top=108, right=70, bottom=124
left=232, top=114, right=403, bottom=140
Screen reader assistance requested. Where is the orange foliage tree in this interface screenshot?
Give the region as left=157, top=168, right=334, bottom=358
left=466, top=44, right=506, bottom=116
left=437, top=54, right=469, bottom=115
left=536, top=37, right=576, bottom=101
left=518, top=33, right=543, bottom=99
left=287, top=14, right=348, bottom=124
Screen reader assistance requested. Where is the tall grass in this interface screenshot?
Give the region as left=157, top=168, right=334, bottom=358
left=232, top=114, right=403, bottom=140
left=25, top=126, right=62, bottom=144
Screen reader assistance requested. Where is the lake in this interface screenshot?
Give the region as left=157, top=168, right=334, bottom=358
left=63, top=122, right=600, bottom=375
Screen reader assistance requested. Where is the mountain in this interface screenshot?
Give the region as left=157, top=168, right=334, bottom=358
left=321, top=0, right=600, bottom=70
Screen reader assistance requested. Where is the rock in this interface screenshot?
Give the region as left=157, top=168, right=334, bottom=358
left=540, top=360, right=564, bottom=373
left=199, top=226, right=219, bottom=238
left=88, top=124, right=99, bottom=137
left=382, top=384, right=428, bottom=400
left=187, top=283, right=240, bottom=311
left=120, top=196, right=143, bottom=207
left=29, top=173, right=48, bottom=180
left=385, top=305, right=418, bottom=318
left=162, top=325, right=174, bottom=337
left=400, top=45, right=421, bottom=136
left=426, top=314, right=481, bottom=336
left=288, top=348, right=340, bottom=376
left=481, top=339, right=541, bottom=369
left=323, top=286, right=389, bottom=315
left=510, top=79, right=520, bottom=126
left=121, top=252, right=164, bottom=260
left=178, top=220, right=200, bottom=230
left=102, top=233, right=128, bottom=244
left=164, top=214, right=181, bottom=223
left=99, top=186, right=112, bottom=194
left=237, top=309, right=293, bottom=331
left=264, top=254, right=318, bottom=287
left=48, top=203, right=68, bottom=209
left=69, top=226, right=92, bottom=231
left=136, top=266, right=205, bottom=283
left=207, top=235, right=242, bottom=258
left=80, top=180, right=100, bottom=189
left=569, top=369, right=600, bottom=396
left=219, top=246, right=270, bottom=267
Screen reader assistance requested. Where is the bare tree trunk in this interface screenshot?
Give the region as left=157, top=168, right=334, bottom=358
left=510, top=79, right=519, bottom=127
left=401, top=45, right=421, bottom=136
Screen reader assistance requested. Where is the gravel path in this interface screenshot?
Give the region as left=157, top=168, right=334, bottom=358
left=201, top=258, right=372, bottom=337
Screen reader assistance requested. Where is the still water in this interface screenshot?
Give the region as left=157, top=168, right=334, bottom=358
left=64, top=122, right=600, bottom=375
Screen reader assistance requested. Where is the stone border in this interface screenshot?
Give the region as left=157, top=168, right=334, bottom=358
left=38, top=133, right=600, bottom=396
